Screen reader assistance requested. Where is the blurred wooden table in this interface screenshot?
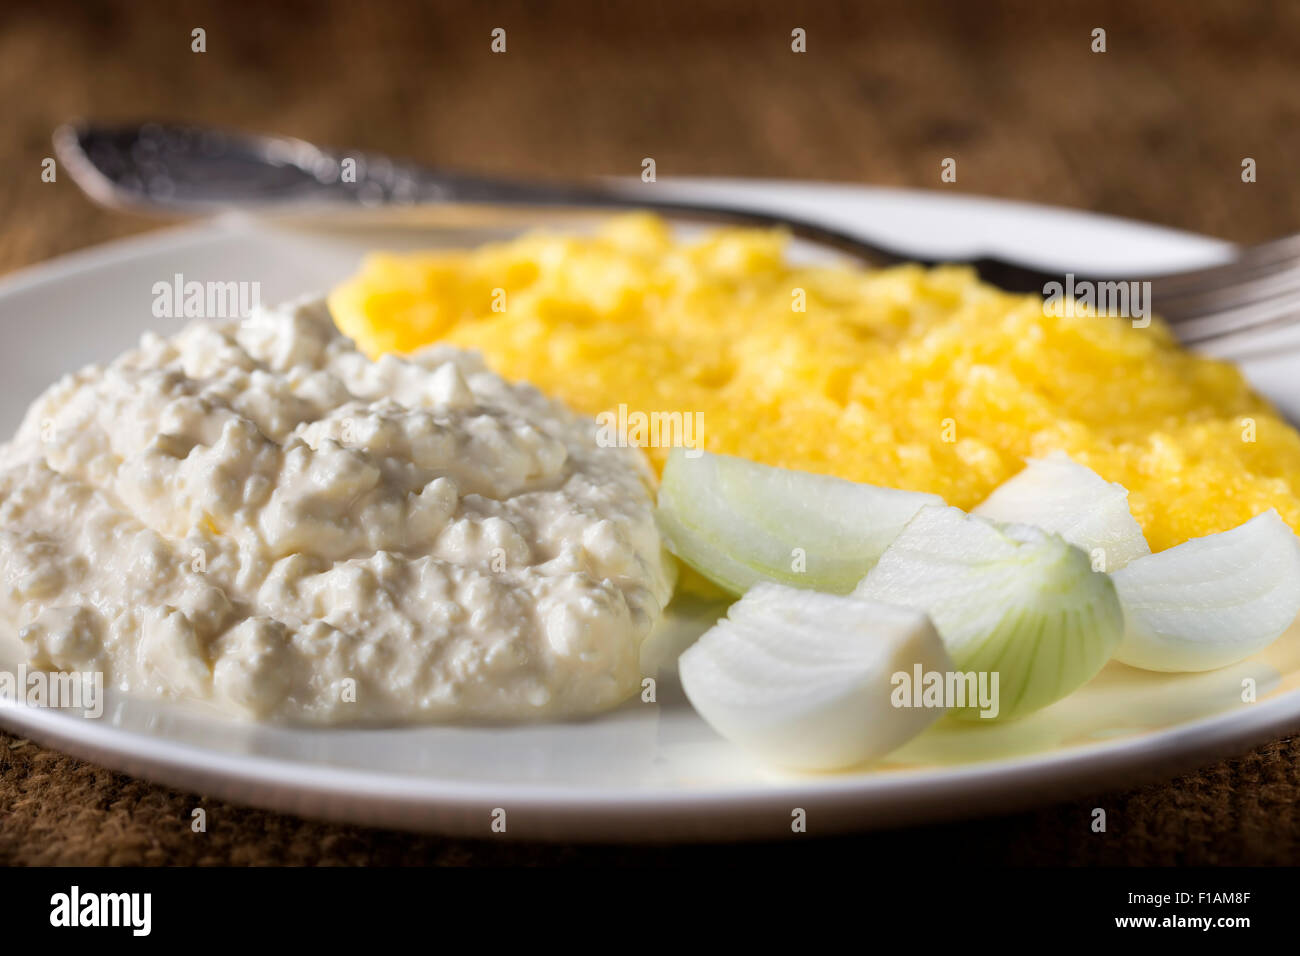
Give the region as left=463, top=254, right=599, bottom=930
left=2, top=0, right=1300, bottom=865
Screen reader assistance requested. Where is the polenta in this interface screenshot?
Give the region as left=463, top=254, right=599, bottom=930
left=329, top=214, right=1300, bottom=553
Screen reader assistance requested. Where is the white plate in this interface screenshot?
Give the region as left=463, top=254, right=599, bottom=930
left=3, top=180, right=1300, bottom=843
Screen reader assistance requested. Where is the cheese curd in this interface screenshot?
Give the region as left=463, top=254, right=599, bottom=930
left=0, top=298, right=674, bottom=723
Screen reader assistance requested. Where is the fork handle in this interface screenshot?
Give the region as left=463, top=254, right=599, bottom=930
left=314, top=152, right=1077, bottom=290
left=58, top=121, right=1080, bottom=292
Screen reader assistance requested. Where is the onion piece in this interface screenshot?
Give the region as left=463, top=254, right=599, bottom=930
left=678, top=582, right=952, bottom=770
left=656, top=448, right=941, bottom=595
left=1112, top=510, right=1300, bottom=672
left=855, top=505, right=1123, bottom=720
left=973, top=452, right=1149, bottom=571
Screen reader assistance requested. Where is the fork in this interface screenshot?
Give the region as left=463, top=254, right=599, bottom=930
left=53, top=121, right=1294, bottom=348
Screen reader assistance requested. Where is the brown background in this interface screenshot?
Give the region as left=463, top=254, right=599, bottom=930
left=2, top=0, right=1299, bottom=865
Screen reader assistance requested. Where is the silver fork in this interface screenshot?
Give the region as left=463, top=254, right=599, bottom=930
left=54, top=121, right=1294, bottom=348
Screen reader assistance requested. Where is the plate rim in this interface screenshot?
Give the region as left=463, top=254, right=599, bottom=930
left=4, top=688, right=1297, bottom=840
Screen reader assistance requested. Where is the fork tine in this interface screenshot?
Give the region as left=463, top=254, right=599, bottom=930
left=1151, top=235, right=1300, bottom=301
left=1157, top=263, right=1300, bottom=322
left=1173, top=288, right=1300, bottom=345
left=1155, top=252, right=1299, bottom=298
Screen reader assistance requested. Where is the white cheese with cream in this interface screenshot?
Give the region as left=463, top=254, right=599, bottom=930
left=0, top=298, right=674, bottom=723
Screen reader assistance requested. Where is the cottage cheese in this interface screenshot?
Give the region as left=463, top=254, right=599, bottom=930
left=0, top=298, right=674, bottom=723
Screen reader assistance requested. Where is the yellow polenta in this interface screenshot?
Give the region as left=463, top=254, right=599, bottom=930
left=329, top=214, right=1300, bottom=553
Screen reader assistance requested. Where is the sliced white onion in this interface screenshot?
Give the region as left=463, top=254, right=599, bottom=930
left=657, top=448, right=942, bottom=595
left=1112, top=510, right=1300, bottom=672
left=678, top=582, right=952, bottom=770
left=855, top=505, right=1123, bottom=719
left=973, top=452, right=1150, bottom=571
